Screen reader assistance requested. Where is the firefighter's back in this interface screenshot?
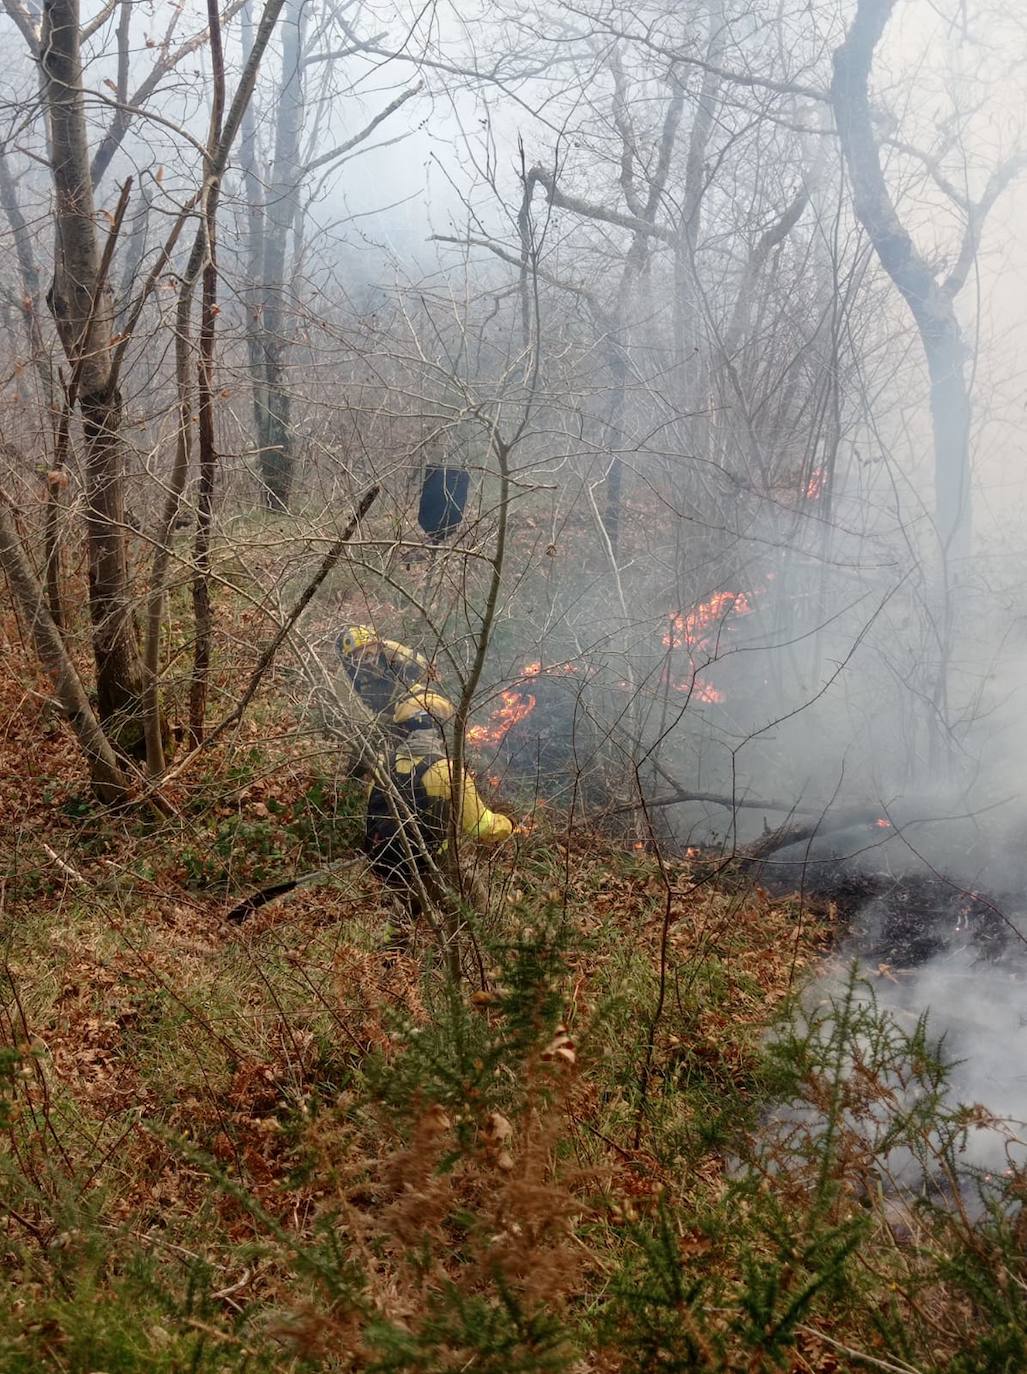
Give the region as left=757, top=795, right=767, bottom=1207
left=364, top=727, right=449, bottom=884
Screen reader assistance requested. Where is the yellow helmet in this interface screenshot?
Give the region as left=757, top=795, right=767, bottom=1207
left=393, top=687, right=455, bottom=726
left=336, top=626, right=433, bottom=677
left=336, top=625, right=377, bottom=658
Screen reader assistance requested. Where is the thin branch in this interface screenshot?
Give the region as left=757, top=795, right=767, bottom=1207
left=301, top=80, right=422, bottom=174
left=89, top=0, right=247, bottom=186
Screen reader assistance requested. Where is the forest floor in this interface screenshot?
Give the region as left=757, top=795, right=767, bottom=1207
left=0, top=551, right=1024, bottom=1372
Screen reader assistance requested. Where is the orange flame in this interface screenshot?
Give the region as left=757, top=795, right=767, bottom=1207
left=874, top=817, right=892, bottom=829
left=671, top=679, right=725, bottom=703
left=468, top=687, right=537, bottom=748
left=663, top=591, right=752, bottom=651
left=662, top=591, right=752, bottom=703
left=520, top=658, right=579, bottom=679
left=805, top=467, right=826, bottom=501
left=469, top=657, right=583, bottom=749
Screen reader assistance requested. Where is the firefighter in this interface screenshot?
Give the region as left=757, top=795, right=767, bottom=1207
left=364, top=695, right=512, bottom=914
left=335, top=623, right=430, bottom=717
left=335, top=624, right=437, bottom=726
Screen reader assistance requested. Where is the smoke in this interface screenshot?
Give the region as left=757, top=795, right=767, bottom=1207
left=873, top=951, right=1027, bottom=1177
left=762, top=812, right=1027, bottom=1189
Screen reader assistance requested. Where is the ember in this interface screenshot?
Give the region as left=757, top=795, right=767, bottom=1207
left=805, top=466, right=826, bottom=501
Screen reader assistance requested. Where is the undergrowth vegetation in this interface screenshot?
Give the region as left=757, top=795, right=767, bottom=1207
left=1, top=610, right=1025, bottom=1372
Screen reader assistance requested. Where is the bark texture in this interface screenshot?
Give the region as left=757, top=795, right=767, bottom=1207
left=42, top=0, right=150, bottom=757
left=256, top=0, right=306, bottom=510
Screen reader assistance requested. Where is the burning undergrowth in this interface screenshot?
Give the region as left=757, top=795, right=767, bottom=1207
left=468, top=658, right=606, bottom=800
left=661, top=589, right=754, bottom=703
left=467, top=586, right=759, bottom=802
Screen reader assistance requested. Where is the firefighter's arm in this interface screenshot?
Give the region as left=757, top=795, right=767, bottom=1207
left=422, top=761, right=513, bottom=842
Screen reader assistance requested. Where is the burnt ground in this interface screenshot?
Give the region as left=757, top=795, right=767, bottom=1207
left=809, top=869, right=1015, bottom=967
left=751, top=844, right=1024, bottom=970
left=478, top=668, right=1027, bottom=974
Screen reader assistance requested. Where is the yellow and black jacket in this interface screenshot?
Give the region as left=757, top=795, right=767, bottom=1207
left=336, top=625, right=434, bottom=724
left=364, top=728, right=512, bottom=882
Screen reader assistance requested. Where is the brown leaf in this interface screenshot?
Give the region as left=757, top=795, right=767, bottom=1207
left=541, top=1026, right=576, bottom=1067
left=484, top=1110, right=512, bottom=1144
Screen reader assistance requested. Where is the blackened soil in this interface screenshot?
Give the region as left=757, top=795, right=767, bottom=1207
left=778, top=869, right=1016, bottom=969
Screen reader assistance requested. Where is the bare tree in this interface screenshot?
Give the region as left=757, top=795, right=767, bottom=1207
left=831, top=0, right=1026, bottom=564
left=39, top=0, right=151, bottom=757
left=240, top=2, right=422, bottom=509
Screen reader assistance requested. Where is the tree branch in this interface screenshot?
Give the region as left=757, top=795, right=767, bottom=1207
left=81, top=0, right=116, bottom=41
left=2, top=0, right=39, bottom=53
left=89, top=0, right=247, bottom=186
left=301, top=79, right=422, bottom=174
left=831, top=0, right=940, bottom=330
left=524, top=163, right=675, bottom=243
left=942, top=150, right=1027, bottom=298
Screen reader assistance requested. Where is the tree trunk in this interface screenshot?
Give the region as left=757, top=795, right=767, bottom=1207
left=80, top=394, right=149, bottom=754
left=831, top=0, right=972, bottom=560
left=925, top=325, right=971, bottom=556
left=0, top=499, right=129, bottom=804
left=42, top=0, right=152, bottom=759
left=257, top=0, right=306, bottom=510
left=190, top=0, right=226, bottom=746
left=238, top=0, right=269, bottom=456
left=673, top=3, right=723, bottom=428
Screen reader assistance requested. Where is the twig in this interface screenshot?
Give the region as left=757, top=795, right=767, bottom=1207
left=40, top=843, right=88, bottom=887
left=154, top=485, right=379, bottom=790
left=797, top=1325, right=924, bottom=1374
